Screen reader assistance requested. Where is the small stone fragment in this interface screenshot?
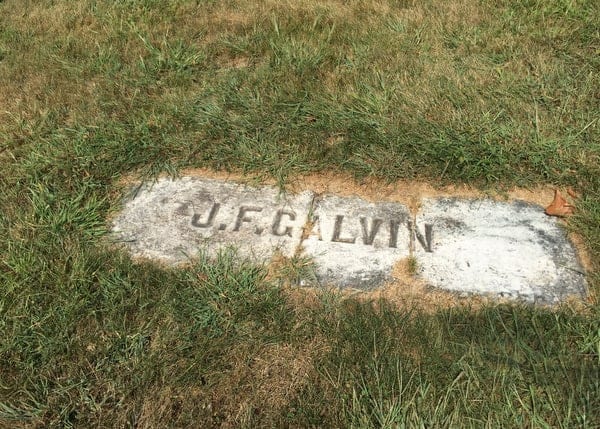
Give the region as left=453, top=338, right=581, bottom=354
left=415, top=198, right=586, bottom=304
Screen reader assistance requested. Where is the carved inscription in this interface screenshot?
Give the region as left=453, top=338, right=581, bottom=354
left=233, top=206, right=263, bottom=233
left=301, top=195, right=413, bottom=288
left=183, top=200, right=298, bottom=239
left=409, top=220, right=434, bottom=252
left=182, top=199, right=435, bottom=252
left=191, top=202, right=220, bottom=228
left=388, top=220, right=400, bottom=248
left=360, top=217, right=382, bottom=245
left=332, top=215, right=356, bottom=243
left=272, top=209, right=295, bottom=237
left=417, top=223, right=434, bottom=253
left=308, top=214, right=433, bottom=251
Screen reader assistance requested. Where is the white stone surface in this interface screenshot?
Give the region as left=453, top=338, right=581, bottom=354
left=414, top=198, right=587, bottom=304
left=301, top=195, right=411, bottom=288
left=111, top=177, right=314, bottom=263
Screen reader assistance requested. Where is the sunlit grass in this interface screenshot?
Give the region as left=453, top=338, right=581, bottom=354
left=1, top=0, right=598, bottom=427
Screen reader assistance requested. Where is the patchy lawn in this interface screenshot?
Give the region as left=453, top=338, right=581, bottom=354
left=1, top=1, right=599, bottom=427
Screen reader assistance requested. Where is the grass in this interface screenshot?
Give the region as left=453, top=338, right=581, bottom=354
left=1, top=0, right=599, bottom=427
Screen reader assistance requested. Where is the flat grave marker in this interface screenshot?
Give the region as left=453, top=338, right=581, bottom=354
left=111, top=176, right=588, bottom=304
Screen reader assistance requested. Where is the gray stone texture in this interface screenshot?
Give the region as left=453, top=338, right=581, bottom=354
left=301, top=195, right=411, bottom=288
left=111, top=177, right=314, bottom=263
left=414, top=198, right=587, bottom=304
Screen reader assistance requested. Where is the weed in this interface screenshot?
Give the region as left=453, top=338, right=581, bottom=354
left=407, top=256, right=418, bottom=275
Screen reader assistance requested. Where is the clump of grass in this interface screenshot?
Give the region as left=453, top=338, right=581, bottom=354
left=267, top=253, right=318, bottom=287
left=407, top=256, right=419, bottom=275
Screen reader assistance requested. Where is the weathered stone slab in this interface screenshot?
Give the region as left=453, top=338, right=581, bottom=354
left=111, top=177, right=314, bottom=263
left=111, top=176, right=588, bottom=304
left=414, top=198, right=587, bottom=304
left=301, top=195, right=411, bottom=288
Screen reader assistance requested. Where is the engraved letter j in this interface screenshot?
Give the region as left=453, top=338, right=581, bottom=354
left=191, top=203, right=220, bottom=228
